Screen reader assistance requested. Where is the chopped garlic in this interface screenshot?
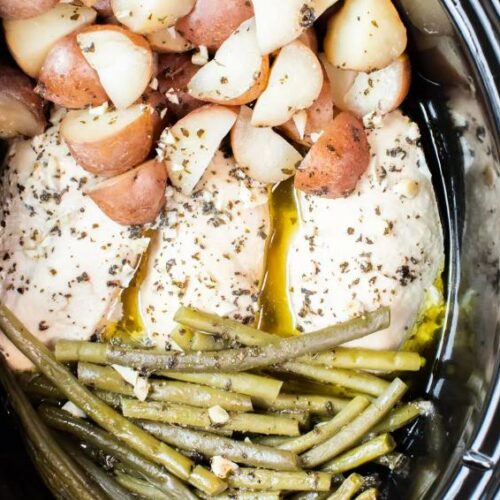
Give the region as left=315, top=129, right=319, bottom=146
left=88, top=102, right=109, bottom=116
left=393, top=179, right=420, bottom=199
left=192, top=46, right=209, bottom=66
left=112, top=364, right=139, bottom=386
left=149, top=77, right=159, bottom=91
left=133, top=377, right=151, bottom=401
left=165, top=89, right=180, bottom=105
left=363, top=111, right=383, bottom=129
left=211, top=456, right=238, bottom=478
left=62, top=401, right=87, bottom=419
left=208, top=405, right=230, bottom=425
left=160, top=108, right=168, bottom=120
left=309, top=131, right=324, bottom=143
left=292, top=110, right=308, bottom=140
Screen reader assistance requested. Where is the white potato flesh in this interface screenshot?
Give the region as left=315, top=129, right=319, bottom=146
left=325, top=0, right=407, bottom=72
left=77, top=30, right=153, bottom=110
left=232, top=106, right=302, bottom=184
left=289, top=111, right=444, bottom=350
left=61, top=104, right=147, bottom=143
left=251, top=0, right=339, bottom=55
left=188, top=18, right=264, bottom=104
left=146, top=26, right=194, bottom=53
left=139, top=151, right=270, bottom=345
left=159, top=105, right=238, bottom=195
left=0, top=123, right=149, bottom=370
left=0, top=95, right=43, bottom=139
left=111, top=0, right=195, bottom=34
left=3, top=4, right=97, bottom=78
left=252, top=41, right=323, bottom=127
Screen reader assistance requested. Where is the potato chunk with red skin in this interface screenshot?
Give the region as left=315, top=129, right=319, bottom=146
left=295, top=112, right=370, bottom=198
left=0, top=0, right=58, bottom=20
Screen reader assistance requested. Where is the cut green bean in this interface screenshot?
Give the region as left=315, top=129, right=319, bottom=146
left=17, top=373, right=64, bottom=401
left=254, top=435, right=294, bottom=447
left=303, top=349, right=424, bottom=372
left=327, top=473, right=364, bottom=500
left=262, top=393, right=349, bottom=416
left=279, top=396, right=370, bottom=454
left=266, top=409, right=311, bottom=427
left=301, top=379, right=407, bottom=468
left=122, top=400, right=300, bottom=436
left=78, top=362, right=253, bottom=412
left=208, top=492, right=281, bottom=500
left=371, top=402, right=422, bottom=434
left=322, top=434, right=396, bottom=474
left=55, top=307, right=390, bottom=372
left=0, top=306, right=225, bottom=495
left=171, top=325, right=226, bottom=351
left=291, top=493, right=331, bottom=500
left=161, top=371, right=283, bottom=405
left=282, top=379, right=364, bottom=400
left=170, top=325, right=195, bottom=350
left=228, top=468, right=332, bottom=492
left=0, top=356, right=107, bottom=500
left=114, top=471, right=170, bottom=500
left=138, top=420, right=300, bottom=470
left=39, top=405, right=198, bottom=500
left=277, top=362, right=390, bottom=397
left=354, top=488, right=378, bottom=500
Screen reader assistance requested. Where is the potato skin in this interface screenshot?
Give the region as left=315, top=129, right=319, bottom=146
left=0, top=0, right=58, bottom=20
left=157, top=53, right=203, bottom=118
left=36, top=32, right=108, bottom=108
left=62, top=110, right=155, bottom=177
left=295, top=112, right=370, bottom=198
left=89, top=160, right=167, bottom=225
left=176, top=0, right=253, bottom=51
left=0, top=63, right=46, bottom=136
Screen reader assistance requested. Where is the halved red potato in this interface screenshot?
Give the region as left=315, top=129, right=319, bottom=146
left=159, top=105, right=237, bottom=194
left=36, top=32, right=108, bottom=109
left=0, top=64, right=46, bottom=139
left=136, top=88, right=169, bottom=140
left=111, top=0, right=195, bottom=34
left=280, top=69, right=335, bottom=146
left=231, top=106, right=302, bottom=184
left=157, top=53, right=203, bottom=118
left=76, top=25, right=154, bottom=109
left=251, top=0, right=339, bottom=55
left=61, top=104, right=155, bottom=177
left=295, top=112, right=370, bottom=198
left=252, top=40, right=323, bottom=127
left=146, top=26, right=194, bottom=53
left=0, top=0, right=58, bottom=20
left=324, top=0, right=407, bottom=72
left=3, top=3, right=97, bottom=78
left=176, top=0, right=254, bottom=51
left=188, top=18, right=269, bottom=106
left=89, top=159, right=167, bottom=225
left=324, top=55, right=411, bottom=117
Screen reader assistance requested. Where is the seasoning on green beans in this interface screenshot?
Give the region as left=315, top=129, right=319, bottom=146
left=327, top=473, right=364, bottom=500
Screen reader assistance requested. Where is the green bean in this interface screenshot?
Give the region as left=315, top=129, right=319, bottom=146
left=208, top=492, right=281, bottom=500
left=266, top=409, right=311, bottom=427
left=78, top=362, right=253, bottom=412
left=137, top=420, right=300, bottom=470
left=278, top=396, right=370, bottom=454
left=228, top=468, right=332, bottom=492
left=290, top=493, right=331, bottom=500
left=300, top=379, right=407, bottom=468
left=276, top=362, right=390, bottom=397
left=282, top=379, right=364, bottom=400
left=161, top=371, right=283, bottom=405
left=262, top=393, right=349, bottom=416
left=170, top=325, right=195, bottom=350
left=0, top=355, right=107, bottom=500
left=39, top=404, right=198, bottom=500
left=93, top=390, right=122, bottom=408
left=0, top=306, right=225, bottom=496
left=55, top=307, right=390, bottom=372
left=303, top=349, right=424, bottom=372
left=17, top=373, right=64, bottom=400
left=253, top=435, right=294, bottom=447
left=327, top=473, right=364, bottom=500
left=322, top=434, right=396, bottom=474
left=354, top=488, right=378, bottom=500
left=171, top=325, right=226, bottom=351
left=122, top=400, right=301, bottom=436
left=114, top=471, right=171, bottom=500
left=371, top=402, right=422, bottom=434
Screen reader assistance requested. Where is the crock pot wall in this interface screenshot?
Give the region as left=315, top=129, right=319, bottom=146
left=0, top=1, right=498, bottom=499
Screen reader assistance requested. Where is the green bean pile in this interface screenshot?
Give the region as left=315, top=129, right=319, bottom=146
left=0, top=303, right=429, bottom=499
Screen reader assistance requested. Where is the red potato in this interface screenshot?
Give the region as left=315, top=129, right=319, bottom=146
left=176, top=0, right=254, bottom=51
left=157, top=53, right=204, bottom=118
left=188, top=18, right=269, bottom=106
left=0, top=0, right=58, bottom=20
left=36, top=32, right=108, bottom=109
left=3, top=3, right=97, bottom=77
left=136, top=88, right=169, bottom=140
left=61, top=104, right=155, bottom=177
left=295, top=112, right=370, bottom=198
left=147, top=26, right=194, bottom=53
left=0, top=64, right=46, bottom=139
left=76, top=25, right=154, bottom=110
left=81, top=0, right=113, bottom=17
left=89, top=159, right=167, bottom=225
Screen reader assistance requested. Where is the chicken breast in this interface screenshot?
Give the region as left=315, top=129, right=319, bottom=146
left=139, top=151, right=270, bottom=348
left=289, top=111, right=444, bottom=349
left=0, top=123, right=149, bottom=370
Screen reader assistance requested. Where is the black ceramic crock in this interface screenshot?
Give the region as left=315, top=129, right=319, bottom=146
left=0, top=1, right=499, bottom=498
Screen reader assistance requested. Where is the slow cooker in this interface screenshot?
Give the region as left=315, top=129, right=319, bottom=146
left=0, top=0, right=498, bottom=498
